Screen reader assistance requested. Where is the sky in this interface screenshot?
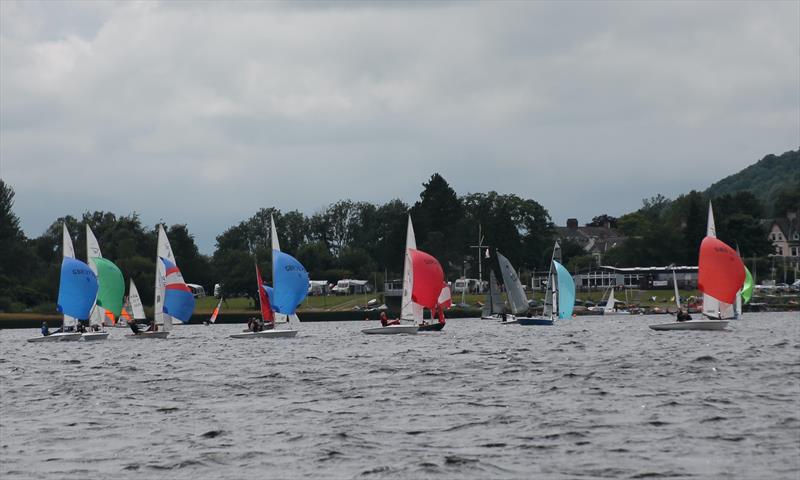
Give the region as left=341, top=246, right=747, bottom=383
left=1, top=1, right=798, bottom=254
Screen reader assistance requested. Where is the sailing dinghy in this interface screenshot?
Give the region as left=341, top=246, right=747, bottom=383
left=231, top=216, right=305, bottom=339
left=650, top=203, right=744, bottom=331
left=126, top=225, right=195, bottom=339
left=518, top=242, right=575, bottom=326
left=481, top=269, right=515, bottom=323
left=363, top=216, right=446, bottom=334
left=83, top=225, right=124, bottom=340
left=28, top=224, right=98, bottom=342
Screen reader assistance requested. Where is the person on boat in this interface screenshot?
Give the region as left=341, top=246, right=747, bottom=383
left=435, top=304, right=446, bottom=325
left=128, top=319, right=140, bottom=334
left=41, top=321, right=49, bottom=336
left=145, top=319, right=157, bottom=332
left=76, top=322, right=86, bottom=333
left=676, top=309, right=692, bottom=322
left=379, top=311, right=399, bottom=327
left=91, top=324, right=101, bottom=332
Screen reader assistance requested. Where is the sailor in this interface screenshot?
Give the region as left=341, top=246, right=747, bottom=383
left=41, top=321, right=49, bottom=336
left=145, top=318, right=157, bottom=332
left=128, top=319, right=140, bottom=334
left=76, top=322, right=86, bottom=333
left=676, top=309, right=692, bottom=322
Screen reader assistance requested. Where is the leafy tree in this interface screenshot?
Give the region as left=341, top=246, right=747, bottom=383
left=410, top=174, right=466, bottom=274
left=586, top=214, right=618, bottom=229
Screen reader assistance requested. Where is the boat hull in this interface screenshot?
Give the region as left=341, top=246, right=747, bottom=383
left=27, top=332, right=83, bottom=343
left=81, top=332, right=109, bottom=341
left=125, top=331, right=170, bottom=339
left=361, top=325, right=419, bottom=335
left=649, top=320, right=728, bottom=331
left=517, top=317, right=554, bottom=326
left=417, top=322, right=445, bottom=332
left=230, top=329, right=298, bottom=339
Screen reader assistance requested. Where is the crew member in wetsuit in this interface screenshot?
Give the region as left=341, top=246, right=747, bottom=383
left=128, top=319, right=140, bottom=334
left=380, top=311, right=399, bottom=326
left=76, top=321, right=86, bottom=333
left=41, top=321, right=50, bottom=336
left=676, top=309, right=692, bottom=322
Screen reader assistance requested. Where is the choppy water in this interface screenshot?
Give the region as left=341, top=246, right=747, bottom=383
left=1, top=313, right=798, bottom=479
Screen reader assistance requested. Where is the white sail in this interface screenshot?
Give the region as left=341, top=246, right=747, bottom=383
left=155, top=224, right=174, bottom=331
left=400, top=215, right=423, bottom=322
left=61, top=224, right=77, bottom=328
left=62, top=223, right=75, bottom=259
left=129, top=279, right=146, bottom=320
left=86, top=225, right=107, bottom=327
left=672, top=269, right=681, bottom=310
left=270, top=214, right=281, bottom=252
left=706, top=202, right=716, bottom=238
left=542, top=242, right=560, bottom=320
left=603, top=288, right=617, bottom=313
left=496, top=252, right=529, bottom=315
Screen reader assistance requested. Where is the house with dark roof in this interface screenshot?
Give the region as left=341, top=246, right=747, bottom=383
left=554, top=218, right=626, bottom=264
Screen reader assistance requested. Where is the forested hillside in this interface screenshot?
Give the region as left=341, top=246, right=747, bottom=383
left=705, top=149, right=799, bottom=215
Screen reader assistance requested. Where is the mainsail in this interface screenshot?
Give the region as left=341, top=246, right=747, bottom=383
left=496, top=251, right=529, bottom=315
left=482, top=270, right=505, bottom=317
left=401, top=216, right=424, bottom=322
left=61, top=224, right=78, bottom=328
left=128, top=280, right=146, bottom=321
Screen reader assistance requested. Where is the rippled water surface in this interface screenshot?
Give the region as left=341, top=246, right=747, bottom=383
left=1, top=313, right=799, bottom=479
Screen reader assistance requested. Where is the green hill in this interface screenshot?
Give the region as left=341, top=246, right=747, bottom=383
left=705, top=149, right=799, bottom=212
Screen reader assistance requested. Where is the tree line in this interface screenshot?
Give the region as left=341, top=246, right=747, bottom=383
left=0, top=171, right=792, bottom=312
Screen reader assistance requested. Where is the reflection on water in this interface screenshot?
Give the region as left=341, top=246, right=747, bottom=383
left=1, top=313, right=798, bottom=479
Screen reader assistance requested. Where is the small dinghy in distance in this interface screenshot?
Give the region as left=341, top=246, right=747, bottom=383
left=28, top=224, right=98, bottom=343
left=518, top=242, right=575, bottom=326
left=363, top=215, right=446, bottom=335
left=362, top=324, right=419, bottom=335
left=231, top=216, right=305, bottom=339
left=649, top=203, right=744, bottom=332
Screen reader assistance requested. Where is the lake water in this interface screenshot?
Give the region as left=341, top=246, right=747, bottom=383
left=1, top=313, right=798, bottom=479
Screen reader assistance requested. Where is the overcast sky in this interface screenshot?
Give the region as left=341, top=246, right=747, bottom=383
left=2, top=1, right=798, bottom=254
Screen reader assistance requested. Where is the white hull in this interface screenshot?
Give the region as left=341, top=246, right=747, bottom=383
left=361, top=325, right=418, bottom=335
left=125, top=331, right=170, bottom=339
left=649, top=320, right=728, bottom=331
left=604, top=310, right=631, bottom=315
left=499, top=318, right=519, bottom=325
left=230, top=329, right=298, bottom=339
left=27, top=332, right=83, bottom=343
left=81, top=332, right=109, bottom=341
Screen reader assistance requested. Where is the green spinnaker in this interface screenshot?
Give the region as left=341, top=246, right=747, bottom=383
left=742, top=266, right=754, bottom=304
left=92, top=257, right=125, bottom=317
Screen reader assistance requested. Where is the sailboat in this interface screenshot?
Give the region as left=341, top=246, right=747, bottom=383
left=650, top=203, right=744, bottom=331
left=518, top=242, right=575, bottom=326
left=231, top=215, right=306, bottom=338
left=207, top=297, right=223, bottom=325
left=28, top=224, right=98, bottom=342
left=480, top=270, right=513, bottom=322
left=83, top=225, right=124, bottom=340
left=363, top=215, right=445, bottom=334
left=602, top=287, right=630, bottom=315
left=493, top=250, right=530, bottom=324
left=127, top=225, right=195, bottom=338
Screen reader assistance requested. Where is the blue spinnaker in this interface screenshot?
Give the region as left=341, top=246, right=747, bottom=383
left=57, top=257, right=98, bottom=319
left=271, top=250, right=309, bottom=315
left=161, top=257, right=195, bottom=322
left=553, top=260, right=575, bottom=319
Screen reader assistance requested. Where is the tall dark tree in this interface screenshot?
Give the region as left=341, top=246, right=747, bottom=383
left=410, top=174, right=465, bottom=274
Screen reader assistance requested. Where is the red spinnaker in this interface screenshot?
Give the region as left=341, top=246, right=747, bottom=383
left=697, top=237, right=745, bottom=305
left=409, top=249, right=445, bottom=309
left=255, top=264, right=275, bottom=322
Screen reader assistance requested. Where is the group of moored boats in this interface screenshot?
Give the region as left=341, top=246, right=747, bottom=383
left=27, top=203, right=751, bottom=343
